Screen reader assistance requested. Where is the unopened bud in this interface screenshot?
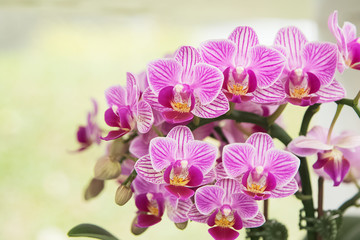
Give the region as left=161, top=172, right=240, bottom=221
left=94, top=156, right=121, bottom=180
left=84, top=178, right=104, bottom=200
left=175, top=221, right=188, bottom=230
left=115, top=185, right=133, bottom=206
left=131, top=215, right=148, bottom=235
left=108, top=139, right=129, bottom=162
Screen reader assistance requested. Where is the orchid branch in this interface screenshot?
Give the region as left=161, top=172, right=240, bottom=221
left=336, top=92, right=360, bottom=118
left=267, top=103, right=287, bottom=125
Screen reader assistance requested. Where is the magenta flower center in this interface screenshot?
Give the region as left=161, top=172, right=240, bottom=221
left=319, top=148, right=344, bottom=163
left=227, top=67, right=249, bottom=96
left=169, top=160, right=190, bottom=186
left=146, top=193, right=160, bottom=216
left=170, top=84, right=192, bottom=113
left=246, top=166, right=267, bottom=194
left=288, top=69, right=310, bottom=99
left=214, top=206, right=235, bottom=228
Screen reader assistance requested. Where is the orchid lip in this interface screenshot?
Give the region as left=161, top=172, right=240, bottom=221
left=214, top=206, right=235, bottom=228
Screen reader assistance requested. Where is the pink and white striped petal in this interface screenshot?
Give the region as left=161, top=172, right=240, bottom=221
left=223, top=143, right=255, bottom=178
left=215, top=179, right=242, bottom=204
left=343, top=21, right=357, bottom=43
left=134, top=155, right=166, bottom=184
left=317, top=80, right=346, bottom=103
left=192, top=91, right=229, bottom=118
left=231, top=193, right=259, bottom=219
left=328, top=11, right=348, bottom=57
left=264, top=149, right=300, bottom=187
left=167, top=198, right=192, bottom=223
left=215, top=162, right=229, bottom=180
left=147, top=59, right=182, bottom=94
left=248, top=45, right=286, bottom=89
left=136, top=100, right=154, bottom=134
left=187, top=204, right=209, bottom=223
left=228, top=26, right=259, bottom=66
left=149, top=138, right=177, bottom=171
left=174, top=46, right=202, bottom=81
left=242, top=212, right=265, bottom=228
left=246, top=133, right=275, bottom=165
left=167, top=126, right=194, bottom=159
left=303, top=42, right=337, bottom=86
left=126, top=72, right=140, bottom=107
left=105, top=85, right=127, bottom=108
left=252, top=81, right=286, bottom=104
left=274, top=27, right=308, bottom=69
left=192, top=63, right=224, bottom=105
left=270, top=179, right=299, bottom=198
left=195, top=185, right=225, bottom=215
left=185, top=140, right=217, bottom=174
left=199, top=39, right=236, bottom=70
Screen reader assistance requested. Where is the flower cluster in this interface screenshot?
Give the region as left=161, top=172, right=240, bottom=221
left=72, top=10, right=360, bottom=240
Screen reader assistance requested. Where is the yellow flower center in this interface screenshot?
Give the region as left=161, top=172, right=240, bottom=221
left=170, top=175, right=190, bottom=186
left=290, top=87, right=310, bottom=99
left=214, top=210, right=235, bottom=228
left=148, top=205, right=159, bottom=216
left=171, top=101, right=191, bottom=113
left=247, top=183, right=267, bottom=194
left=228, top=84, right=248, bottom=96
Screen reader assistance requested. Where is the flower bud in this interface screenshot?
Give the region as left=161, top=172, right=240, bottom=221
left=115, top=185, right=133, bottom=206
left=84, top=178, right=104, bottom=200
left=131, top=215, right=148, bottom=235
left=94, top=156, right=121, bottom=180
left=174, top=221, right=188, bottom=230
left=108, top=139, right=129, bottom=162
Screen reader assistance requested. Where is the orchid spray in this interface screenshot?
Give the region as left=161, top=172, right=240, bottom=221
left=69, top=10, right=360, bottom=240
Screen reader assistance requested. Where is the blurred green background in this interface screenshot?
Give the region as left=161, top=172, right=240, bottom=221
left=1, top=0, right=360, bottom=239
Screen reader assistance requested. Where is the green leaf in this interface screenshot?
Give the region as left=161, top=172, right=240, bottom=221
left=68, top=223, right=119, bottom=240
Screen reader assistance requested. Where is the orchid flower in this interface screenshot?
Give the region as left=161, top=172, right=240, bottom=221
left=134, top=125, right=218, bottom=200
left=223, top=132, right=300, bottom=200
left=265, top=26, right=345, bottom=106
left=143, top=46, right=229, bottom=124
left=188, top=178, right=265, bottom=240
left=199, top=26, right=286, bottom=104
left=75, top=99, right=101, bottom=151
left=288, top=126, right=360, bottom=186
left=328, top=10, right=360, bottom=71
left=102, top=72, right=154, bottom=140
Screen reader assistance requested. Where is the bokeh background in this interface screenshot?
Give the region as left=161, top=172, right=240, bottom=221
left=1, top=0, right=360, bottom=239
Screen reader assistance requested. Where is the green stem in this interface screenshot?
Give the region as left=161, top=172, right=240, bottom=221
left=336, top=96, right=360, bottom=118
left=122, top=170, right=137, bottom=188
left=339, top=191, right=360, bottom=212
left=327, top=104, right=344, bottom=144
left=267, top=103, right=287, bottom=125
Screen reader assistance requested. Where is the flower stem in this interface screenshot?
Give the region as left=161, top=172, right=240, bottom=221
left=338, top=190, right=360, bottom=212
left=336, top=93, right=360, bottom=118
left=318, top=177, right=324, bottom=219
left=264, top=199, right=269, bottom=221
left=122, top=170, right=137, bottom=188
left=327, top=104, right=344, bottom=144
left=267, top=103, right=287, bottom=125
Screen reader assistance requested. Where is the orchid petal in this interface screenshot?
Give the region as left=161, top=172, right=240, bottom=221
left=228, top=26, right=259, bottom=66
left=215, top=162, right=229, bottom=180
left=231, top=193, right=258, bottom=219
left=274, top=26, right=308, bottom=69
left=334, top=135, right=360, bottom=149
left=192, top=91, right=229, bottom=118
left=195, top=185, right=224, bottom=215
left=101, top=129, right=128, bottom=141
left=242, top=212, right=265, bottom=228
left=132, top=176, right=160, bottom=195
left=223, top=143, right=255, bottom=178
left=192, top=63, right=224, bottom=105
left=246, top=133, right=274, bottom=165
left=343, top=21, right=357, bottom=42
left=185, top=140, right=217, bottom=174
left=288, top=136, right=331, bottom=156
left=149, top=137, right=177, bottom=171
left=208, top=226, right=239, bottom=240
left=252, top=81, right=286, bottom=104
left=324, top=158, right=350, bottom=186
left=143, top=87, right=168, bottom=112
left=167, top=198, right=192, bottom=223
left=174, top=46, right=202, bottom=81
left=136, top=214, right=162, bottom=228
left=215, top=179, right=242, bottom=204
left=104, top=108, right=119, bottom=127
left=167, top=125, right=194, bottom=158
left=126, top=72, right=140, bottom=107
left=134, top=155, right=166, bottom=184
left=248, top=45, right=286, bottom=88
left=187, top=204, right=209, bottom=223
left=307, top=126, right=329, bottom=143
left=317, top=80, right=346, bottom=103
left=201, top=169, right=216, bottom=185
left=147, top=59, right=182, bottom=94
left=328, top=11, right=348, bottom=57
left=187, top=166, right=204, bottom=187
left=264, top=149, right=300, bottom=186
left=303, top=42, right=337, bottom=86
left=270, top=179, right=299, bottom=198
left=165, top=185, right=194, bottom=200
left=199, top=39, right=236, bottom=70
left=136, top=100, right=154, bottom=134
left=105, top=85, right=127, bottom=107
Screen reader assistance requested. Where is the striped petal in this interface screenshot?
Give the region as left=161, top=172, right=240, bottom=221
left=167, top=198, right=192, bottom=223
left=223, top=143, right=255, bottom=178
left=228, top=26, right=259, bottom=66
left=126, top=72, right=140, bottom=107
left=187, top=204, right=209, bottom=223
left=270, top=179, right=299, bottom=198
left=328, top=11, right=348, bottom=57
left=192, top=91, right=229, bottom=118
left=195, top=185, right=224, bottom=215
left=192, top=63, right=224, bottom=105
left=248, top=45, right=286, bottom=88
left=246, top=133, right=274, bottom=166
left=252, top=81, right=286, bottom=104
left=317, top=80, right=346, bottom=103
left=167, top=125, right=194, bottom=159
left=199, top=39, right=236, bottom=70
left=215, top=179, right=242, bottom=204
left=105, top=85, right=127, bottom=108
left=142, top=87, right=168, bottom=112
left=303, top=42, right=337, bottom=86
left=242, top=212, right=265, bottom=228
left=185, top=140, right=217, bottom=174
left=231, top=193, right=258, bottom=219
left=264, top=149, right=300, bottom=187
left=147, top=59, right=182, bottom=94
left=136, top=100, right=154, bottom=134
left=174, top=46, right=202, bottom=81
left=149, top=138, right=177, bottom=171
left=274, top=26, right=308, bottom=69
left=134, top=155, right=166, bottom=184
